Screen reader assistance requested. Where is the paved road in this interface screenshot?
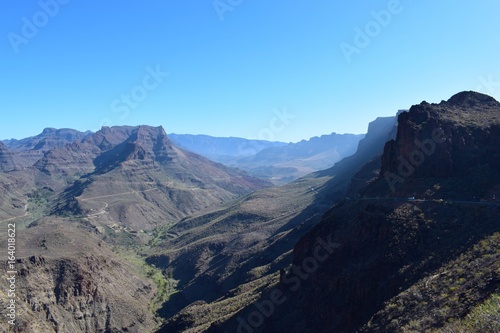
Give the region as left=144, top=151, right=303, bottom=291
left=357, top=197, right=500, bottom=206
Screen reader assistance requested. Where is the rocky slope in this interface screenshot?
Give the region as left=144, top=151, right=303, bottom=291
left=148, top=113, right=398, bottom=332
left=219, top=91, right=500, bottom=333
left=44, top=125, right=270, bottom=231
left=0, top=217, right=159, bottom=333
left=0, top=125, right=271, bottom=332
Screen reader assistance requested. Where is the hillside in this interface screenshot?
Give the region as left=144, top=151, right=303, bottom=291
left=148, top=114, right=397, bottom=332
left=0, top=125, right=271, bottom=332
left=0, top=142, right=21, bottom=172
left=0, top=217, right=160, bottom=333
left=44, top=125, right=271, bottom=231
left=230, top=133, right=365, bottom=184
left=214, top=91, right=500, bottom=333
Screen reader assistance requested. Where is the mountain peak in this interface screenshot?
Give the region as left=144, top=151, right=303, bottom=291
left=135, top=125, right=168, bottom=138
left=42, top=127, right=57, bottom=134
left=445, top=91, right=499, bottom=107
left=382, top=90, right=500, bottom=182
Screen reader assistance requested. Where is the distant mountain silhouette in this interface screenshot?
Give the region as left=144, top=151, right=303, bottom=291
left=229, top=133, right=365, bottom=184
left=3, top=127, right=92, bottom=151
left=168, top=133, right=287, bottom=161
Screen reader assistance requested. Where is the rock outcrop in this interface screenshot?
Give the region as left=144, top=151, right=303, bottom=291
left=381, top=91, right=500, bottom=182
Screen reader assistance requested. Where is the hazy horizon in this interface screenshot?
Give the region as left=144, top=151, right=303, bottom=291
left=1, top=123, right=368, bottom=144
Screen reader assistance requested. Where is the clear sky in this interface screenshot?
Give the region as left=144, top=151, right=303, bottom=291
left=1, top=0, right=499, bottom=142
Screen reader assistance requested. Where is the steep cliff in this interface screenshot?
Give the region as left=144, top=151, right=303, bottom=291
left=224, top=92, right=500, bottom=333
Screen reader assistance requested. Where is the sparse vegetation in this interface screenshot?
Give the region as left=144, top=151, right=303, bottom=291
left=361, top=230, right=500, bottom=333
left=433, top=294, right=500, bottom=333
left=114, top=247, right=178, bottom=314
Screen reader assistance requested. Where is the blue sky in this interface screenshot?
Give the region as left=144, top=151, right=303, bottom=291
left=1, top=0, right=499, bottom=142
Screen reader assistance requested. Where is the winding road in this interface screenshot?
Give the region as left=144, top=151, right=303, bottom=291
left=79, top=188, right=158, bottom=217
left=357, top=197, right=500, bottom=206
left=0, top=204, right=30, bottom=223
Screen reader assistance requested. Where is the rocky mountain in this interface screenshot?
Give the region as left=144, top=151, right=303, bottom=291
left=230, top=133, right=365, bottom=184
left=168, top=134, right=287, bottom=162
left=38, top=125, right=272, bottom=230
left=3, top=92, right=498, bottom=333
left=215, top=91, right=500, bottom=333
left=0, top=125, right=271, bottom=333
left=0, top=114, right=393, bottom=332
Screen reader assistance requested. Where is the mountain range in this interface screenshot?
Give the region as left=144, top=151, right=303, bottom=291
left=1, top=91, right=499, bottom=333
left=0, top=124, right=271, bottom=332
left=170, top=132, right=365, bottom=184
left=167, top=134, right=288, bottom=161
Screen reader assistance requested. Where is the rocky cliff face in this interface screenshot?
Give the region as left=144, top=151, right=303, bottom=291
left=32, top=125, right=270, bottom=229
left=236, top=92, right=500, bottom=333
left=381, top=91, right=500, bottom=182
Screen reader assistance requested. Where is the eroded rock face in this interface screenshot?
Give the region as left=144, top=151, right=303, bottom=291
left=9, top=254, right=157, bottom=333
left=0, top=219, right=159, bottom=333
left=236, top=92, right=500, bottom=333
left=34, top=125, right=270, bottom=230
left=381, top=91, right=500, bottom=180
